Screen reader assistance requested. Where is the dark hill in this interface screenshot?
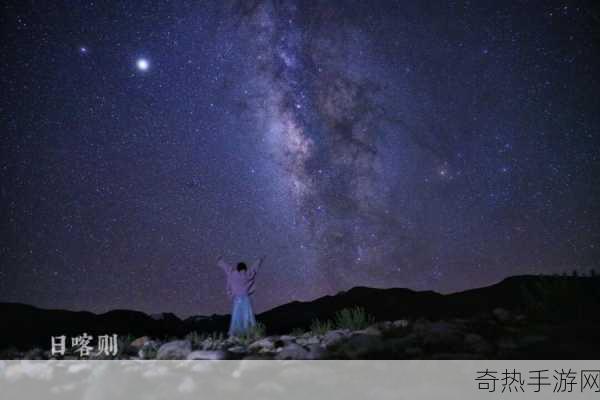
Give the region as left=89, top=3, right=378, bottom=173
left=257, top=275, right=600, bottom=334
left=1, top=275, right=598, bottom=350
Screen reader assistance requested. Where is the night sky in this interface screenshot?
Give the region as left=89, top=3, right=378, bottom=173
left=1, top=1, right=599, bottom=318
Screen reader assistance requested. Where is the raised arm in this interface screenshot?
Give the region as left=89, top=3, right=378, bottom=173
left=217, top=255, right=232, bottom=273
left=250, top=255, right=266, bottom=274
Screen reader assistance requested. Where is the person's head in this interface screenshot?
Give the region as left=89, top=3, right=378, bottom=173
left=236, top=262, right=247, bottom=272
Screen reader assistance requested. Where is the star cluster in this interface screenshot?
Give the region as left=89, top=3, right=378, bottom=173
left=1, top=1, right=598, bottom=317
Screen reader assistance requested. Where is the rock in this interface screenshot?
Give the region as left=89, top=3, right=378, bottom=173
left=352, top=326, right=382, bottom=336
left=130, top=336, right=151, bottom=349
left=201, top=337, right=227, bottom=350
left=0, top=347, right=20, bottom=359
left=385, top=333, right=420, bottom=353
left=118, top=340, right=140, bottom=357
left=420, top=321, right=463, bottom=350
left=227, top=345, right=247, bottom=354
left=392, top=319, right=409, bottom=329
left=497, top=337, right=518, bottom=351
left=296, top=336, right=320, bottom=346
left=156, top=340, right=192, bottom=360
left=24, top=348, right=44, bottom=360
left=504, top=326, right=520, bottom=334
left=187, top=350, right=226, bottom=360
left=138, top=340, right=159, bottom=359
left=248, top=338, right=275, bottom=352
left=224, top=336, right=241, bottom=345
left=404, top=346, right=423, bottom=357
left=322, top=330, right=350, bottom=347
left=377, top=321, right=393, bottom=331
left=430, top=352, right=481, bottom=359
left=335, top=334, right=385, bottom=358
left=279, top=335, right=296, bottom=342
left=242, top=353, right=273, bottom=360
left=464, top=333, right=493, bottom=354
left=492, top=307, right=512, bottom=323
left=518, top=335, right=548, bottom=348
left=306, top=343, right=325, bottom=360
left=411, top=318, right=431, bottom=334
left=275, top=343, right=310, bottom=360
left=201, top=339, right=214, bottom=350
left=448, top=318, right=470, bottom=330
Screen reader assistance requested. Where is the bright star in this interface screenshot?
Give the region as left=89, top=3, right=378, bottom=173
left=136, top=58, right=149, bottom=71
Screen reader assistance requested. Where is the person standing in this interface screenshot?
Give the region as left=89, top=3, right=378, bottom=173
left=217, top=255, right=265, bottom=337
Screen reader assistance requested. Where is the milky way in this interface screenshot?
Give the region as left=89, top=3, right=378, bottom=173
left=227, top=1, right=416, bottom=293
left=1, top=0, right=599, bottom=317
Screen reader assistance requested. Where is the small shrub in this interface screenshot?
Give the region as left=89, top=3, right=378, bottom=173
left=185, top=331, right=204, bottom=349
left=290, top=328, right=305, bottom=337
left=334, top=307, right=375, bottom=331
left=251, top=322, right=266, bottom=338
left=210, top=331, right=225, bottom=342
left=116, top=333, right=137, bottom=358
left=0, top=346, right=21, bottom=359
left=521, top=277, right=586, bottom=321
left=140, top=346, right=157, bottom=360
left=310, top=318, right=333, bottom=335
left=237, top=322, right=266, bottom=345
left=189, top=331, right=226, bottom=350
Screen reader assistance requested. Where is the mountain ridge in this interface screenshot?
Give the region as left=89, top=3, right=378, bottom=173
left=2, top=274, right=598, bottom=350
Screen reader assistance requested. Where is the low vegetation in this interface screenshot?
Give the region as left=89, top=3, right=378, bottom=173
left=309, top=306, right=376, bottom=335
left=237, top=322, right=267, bottom=345
left=334, top=306, right=375, bottom=331
left=310, top=318, right=333, bottom=335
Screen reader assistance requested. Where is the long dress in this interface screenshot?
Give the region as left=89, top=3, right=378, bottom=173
left=218, top=257, right=262, bottom=337
left=228, top=294, right=257, bottom=336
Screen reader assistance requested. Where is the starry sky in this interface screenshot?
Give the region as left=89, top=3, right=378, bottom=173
left=1, top=1, right=599, bottom=318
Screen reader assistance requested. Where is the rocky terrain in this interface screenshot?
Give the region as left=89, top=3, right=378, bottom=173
left=1, top=275, right=599, bottom=359
left=3, top=306, right=600, bottom=360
